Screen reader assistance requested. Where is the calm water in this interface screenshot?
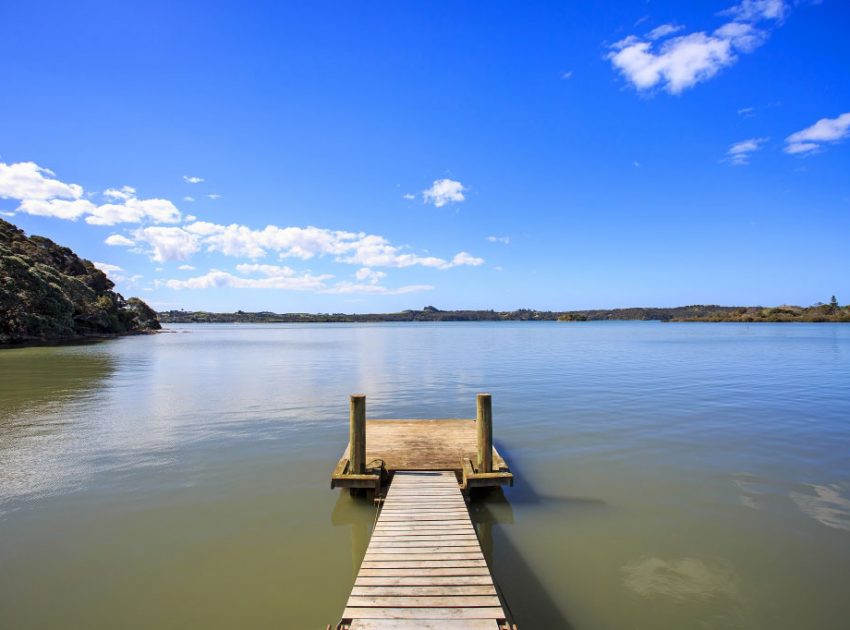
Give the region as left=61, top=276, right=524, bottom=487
left=1, top=322, right=849, bottom=629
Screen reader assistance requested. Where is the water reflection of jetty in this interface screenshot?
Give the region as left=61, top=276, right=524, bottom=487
left=328, top=394, right=518, bottom=629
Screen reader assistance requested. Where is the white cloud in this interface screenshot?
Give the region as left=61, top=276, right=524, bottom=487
left=184, top=214, right=197, bottom=222
left=647, top=23, right=683, bottom=40
left=103, top=185, right=136, bottom=201
left=0, top=161, right=83, bottom=201
left=84, top=197, right=181, bottom=226
left=720, top=0, right=787, bottom=22
left=738, top=106, right=755, bottom=116
left=1, top=161, right=181, bottom=225
left=165, top=267, right=332, bottom=291
left=423, top=178, right=466, bottom=207
left=784, top=142, right=819, bottom=155
left=487, top=235, right=510, bottom=245
left=163, top=221, right=484, bottom=270
left=402, top=193, right=415, bottom=200
left=1, top=159, right=486, bottom=285
left=208, top=193, right=221, bottom=200
left=165, top=263, right=432, bottom=295
left=177, top=264, right=195, bottom=271
left=17, top=198, right=96, bottom=220
left=785, top=112, right=850, bottom=155
left=184, top=196, right=195, bottom=202
left=183, top=176, right=204, bottom=184
left=135, top=226, right=201, bottom=262
left=355, top=267, right=387, bottom=284
left=93, top=262, right=123, bottom=274
left=446, top=252, right=485, bottom=268
left=561, top=70, right=573, bottom=79
left=105, top=234, right=136, bottom=247
left=322, top=282, right=433, bottom=295
left=727, top=137, right=768, bottom=165
left=607, top=0, right=788, bottom=94
left=235, top=263, right=300, bottom=277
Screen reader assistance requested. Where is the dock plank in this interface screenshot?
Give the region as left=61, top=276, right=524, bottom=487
left=343, top=607, right=505, bottom=620
left=341, top=471, right=507, bottom=627
left=349, top=620, right=500, bottom=630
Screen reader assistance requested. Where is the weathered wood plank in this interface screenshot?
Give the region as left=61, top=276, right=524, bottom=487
left=357, top=568, right=492, bottom=577
left=363, top=553, right=484, bottom=563
left=348, top=620, right=500, bottom=630
left=366, top=546, right=482, bottom=554
left=355, top=576, right=494, bottom=587
left=347, top=595, right=501, bottom=608
left=360, top=558, right=487, bottom=569
left=350, top=585, right=497, bottom=597
left=378, top=514, right=471, bottom=521
left=368, top=542, right=479, bottom=549
left=342, top=607, right=505, bottom=620
left=335, top=419, right=511, bottom=475
left=372, top=528, right=475, bottom=536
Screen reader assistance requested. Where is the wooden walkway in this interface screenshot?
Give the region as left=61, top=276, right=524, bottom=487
left=339, top=471, right=509, bottom=629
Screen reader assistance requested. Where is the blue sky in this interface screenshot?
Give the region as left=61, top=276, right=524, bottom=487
left=1, top=0, right=848, bottom=312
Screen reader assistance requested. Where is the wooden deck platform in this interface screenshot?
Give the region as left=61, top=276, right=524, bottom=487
left=331, top=419, right=513, bottom=493
left=337, top=471, right=510, bottom=629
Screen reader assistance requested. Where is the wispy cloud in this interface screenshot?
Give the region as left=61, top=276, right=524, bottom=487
left=0, top=161, right=82, bottom=200
left=0, top=161, right=181, bottom=225
left=208, top=193, right=221, bottom=200
left=184, top=196, right=195, bottom=202
left=104, top=234, right=135, bottom=247
left=322, top=282, right=433, bottom=295
left=727, top=137, right=768, bottom=165
left=487, top=235, right=510, bottom=245
left=784, top=112, right=850, bottom=155
left=2, top=159, right=486, bottom=294
left=402, top=193, right=415, bottom=200
left=646, top=23, right=683, bottom=40
left=423, top=178, right=466, bottom=207
left=606, top=0, right=788, bottom=94
left=164, top=266, right=331, bottom=290
left=355, top=267, right=387, bottom=284
left=163, top=264, right=432, bottom=295
left=183, top=175, right=204, bottom=184
left=93, top=261, right=123, bottom=274
left=133, top=220, right=485, bottom=270
left=737, top=106, right=756, bottom=117
left=560, top=70, right=573, bottom=80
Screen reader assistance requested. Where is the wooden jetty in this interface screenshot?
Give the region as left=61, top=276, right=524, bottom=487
left=331, top=394, right=513, bottom=493
left=329, top=394, right=516, bottom=630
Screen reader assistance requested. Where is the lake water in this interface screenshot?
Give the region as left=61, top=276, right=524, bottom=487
left=1, top=322, right=849, bottom=629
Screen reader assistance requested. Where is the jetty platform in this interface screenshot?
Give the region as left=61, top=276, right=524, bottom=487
left=329, top=394, right=516, bottom=629
left=331, top=394, right=513, bottom=493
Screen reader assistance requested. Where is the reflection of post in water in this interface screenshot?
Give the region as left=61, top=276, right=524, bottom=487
left=330, top=491, right=374, bottom=580
left=469, top=488, right=516, bottom=565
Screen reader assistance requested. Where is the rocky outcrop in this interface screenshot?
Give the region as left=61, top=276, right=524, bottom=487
left=1, top=218, right=160, bottom=344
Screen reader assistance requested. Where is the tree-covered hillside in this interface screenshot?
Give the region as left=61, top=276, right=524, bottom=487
left=1, top=218, right=160, bottom=345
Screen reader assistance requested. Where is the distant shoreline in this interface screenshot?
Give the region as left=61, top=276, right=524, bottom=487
left=159, top=303, right=849, bottom=325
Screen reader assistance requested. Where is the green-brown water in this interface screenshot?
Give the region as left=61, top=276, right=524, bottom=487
left=1, top=322, right=849, bottom=629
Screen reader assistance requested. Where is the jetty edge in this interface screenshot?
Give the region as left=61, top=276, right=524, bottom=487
left=328, top=394, right=517, bottom=629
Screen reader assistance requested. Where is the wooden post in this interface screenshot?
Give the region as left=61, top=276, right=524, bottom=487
left=350, top=394, right=366, bottom=475
left=476, top=393, right=493, bottom=473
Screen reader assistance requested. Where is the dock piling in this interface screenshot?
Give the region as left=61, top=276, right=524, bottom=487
left=350, top=394, right=366, bottom=474
left=476, top=393, right=493, bottom=473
